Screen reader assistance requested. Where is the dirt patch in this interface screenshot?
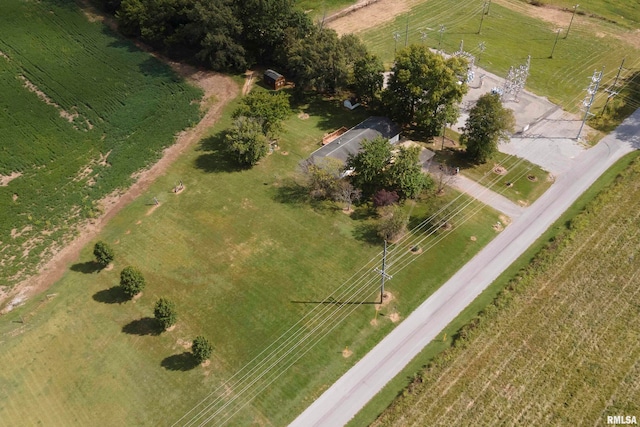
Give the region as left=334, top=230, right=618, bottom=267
left=298, top=112, right=309, bottom=120
left=11, top=225, right=32, bottom=240
left=470, top=235, right=477, bottom=242
left=327, top=0, right=417, bottom=36
left=342, top=347, right=353, bottom=358
left=409, top=245, right=422, bottom=254
left=0, top=51, right=9, bottom=61
left=527, top=175, right=538, bottom=182
left=166, top=324, right=176, bottom=332
left=242, top=70, right=256, bottom=96
left=547, top=173, right=556, bottom=182
left=441, top=222, right=453, bottom=231
left=389, top=312, right=401, bottom=323
left=177, top=338, right=192, bottom=349
left=104, top=263, right=114, bottom=271
left=375, top=291, right=395, bottom=310
left=12, top=194, right=18, bottom=202
left=280, top=151, right=289, bottom=156
left=492, top=221, right=504, bottom=232
left=125, top=230, right=131, bottom=235
left=145, top=203, right=161, bottom=216
left=498, top=215, right=512, bottom=226
left=518, top=199, right=529, bottom=207
left=0, top=11, right=239, bottom=311
left=0, top=172, right=22, bottom=186
left=493, top=165, right=508, bottom=175
left=201, top=359, right=211, bottom=367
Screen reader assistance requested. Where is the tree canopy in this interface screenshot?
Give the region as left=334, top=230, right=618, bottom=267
left=192, top=335, right=213, bottom=363
left=353, top=53, right=385, bottom=105
left=154, top=297, right=177, bottom=330
left=346, top=136, right=392, bottom=197
left=383, top=45, right=468, bottom=136
left=120, top=266, right=146, bottom=298
left=93, top=241, right=114, bottom=268
left=225, top=116, right=269, bottom=166
left=460, top=92, right=516, bottom=164
left=232, top=91, right=290, bottom=137
left=387, top=146, right=433, bottom=199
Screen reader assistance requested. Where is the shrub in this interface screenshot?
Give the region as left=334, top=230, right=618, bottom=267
left=192, top=336, right=213, bottom=364
left=119, top=266, right=146, bottom=298
left=154, top=297, right=177, bottom=330
left=93, top=241, right=114, bottom=268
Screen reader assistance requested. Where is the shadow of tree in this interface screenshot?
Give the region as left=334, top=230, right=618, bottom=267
left=272, top=180, right=310, bottom=205
left=122, top=317, right=162, bottom=336
left=194, top=131, right=245, bottom=173
left=93, top=286, right=129, bottom=304
left=138, top=57, right=180, bottom=82
left=352, top=221, right=381, bottom=245
left=70, top=261, right=102, bottom=274
left=161, top=352, right=199, bottom=371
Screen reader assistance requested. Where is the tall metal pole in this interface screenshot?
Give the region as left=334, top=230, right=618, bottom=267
left=477, top=41, right=486, bottom=64
left=550, top=28, right=561, bottom=58
left=438, top=25, right=445, bottom=52
left=486, top=0, right=492, bottom=15
left=565, top=4, right=579, bottom=39
left=478, top=2, right=487, bottom=34
left=577, top=67, right=604, bottom=140
left=393, top=31, right=401, bottom=55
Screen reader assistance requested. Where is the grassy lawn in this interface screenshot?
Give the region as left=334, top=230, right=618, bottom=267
left=0, top=84, right=503, bottom=426
left=526, top=0, right=640, bottom=29
left=0, top=0, right=201, bottom=287
left=359, top=0, right=640, bottom=117
left=369, top=153, right=640, bottom=426
left=433, top=147, right=552, bottom=206
left=295, top=0, right=357, bottom=19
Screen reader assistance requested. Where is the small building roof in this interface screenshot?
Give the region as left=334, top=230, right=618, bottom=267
left=264, top=69, right=284, bottom=80
left=309, top=116, right=400, bottom=163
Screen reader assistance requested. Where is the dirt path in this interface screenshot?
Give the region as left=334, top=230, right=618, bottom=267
left=0, top=6, right=239, bottom=313
left=327, top=0, right=420, bottom=36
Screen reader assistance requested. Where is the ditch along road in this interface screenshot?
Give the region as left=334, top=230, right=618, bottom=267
left=290, top=110, right=640, bottom=426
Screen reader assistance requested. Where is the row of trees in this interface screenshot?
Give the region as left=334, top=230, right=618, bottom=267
left=92, top=241, right=212, bottom=363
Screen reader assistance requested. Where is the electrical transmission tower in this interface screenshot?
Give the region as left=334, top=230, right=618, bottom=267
left=603, top=58, right=626, bottom=113
left=453, top=40, right=476, bottom=83
left=577, top=67, right=604, bottom=140
left=501, top=55, right=530, bottom=102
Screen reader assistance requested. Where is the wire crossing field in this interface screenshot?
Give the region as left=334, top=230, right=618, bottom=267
left=359, top=0, right=640, bottom=114
left=0, top=85, right=505, bottom=425
left=372, top=159, right=640, bottom=426
left=0, top=0, right=201, bottom=287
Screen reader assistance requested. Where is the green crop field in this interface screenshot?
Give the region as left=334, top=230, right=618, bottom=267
left=359, top=0, right=640, bottom=118
left=371, top=157, right=640, bottom=426
left=0, top=0, right=201, bottom=288
left=0, top=81, right=505, bottom=425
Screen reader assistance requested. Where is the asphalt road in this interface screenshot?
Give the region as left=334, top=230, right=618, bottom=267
left=289, top=110, right=640, bottom=427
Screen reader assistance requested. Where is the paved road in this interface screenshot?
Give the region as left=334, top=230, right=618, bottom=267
left=289, top=110, right=640, bottom=427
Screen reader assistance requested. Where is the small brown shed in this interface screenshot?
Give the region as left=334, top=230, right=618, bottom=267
left=264, top=69, right=285, bottom=90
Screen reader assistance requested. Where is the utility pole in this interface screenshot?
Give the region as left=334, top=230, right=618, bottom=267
left=577, top=67, right=604, bottom=140
left=374, top=240, right=392, bottom=304
left=438, top=25, right=445, bottom=52
left=393, top=31, right=401, bottom=55
left=405, top=15, right=410, bottom=47
left=486, top=0, right=492, bottom=15
left=603, top=57, right=625, bottom=112
left=550, top=28, right=561, bottom=58
left=565, top=4, right=579, bottom=39
left=478, top=2, right=487, bottom=34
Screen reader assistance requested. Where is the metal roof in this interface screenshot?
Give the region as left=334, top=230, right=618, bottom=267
left=264, top=69, right=284, bottom=80
left=309, top=117, right=400, bottom=163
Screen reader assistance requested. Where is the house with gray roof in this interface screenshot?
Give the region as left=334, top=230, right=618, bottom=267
left=309, top=116, right=400, bottom=164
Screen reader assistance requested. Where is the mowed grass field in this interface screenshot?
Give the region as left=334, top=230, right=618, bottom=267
left=0, top=81, right=504, bottom=425
left=371, top=158, right=640, bottom=426
left=360, top=0, right=640, bottom=117
left=0, top=0, right=201, bottom=287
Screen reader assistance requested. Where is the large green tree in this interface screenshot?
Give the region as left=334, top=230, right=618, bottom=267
left=232, top=91, right=290, bottom=137
left=461, top=92, right=516, bottom=164
left=225, top=116, right=269, bottom=166
left=383, top=45, right=468, bottom=136
left=346, top=136, right=392, bottom=197
left=387, top=146, right=433, bottom=199
left=353, top=53, right=384, bottom=105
